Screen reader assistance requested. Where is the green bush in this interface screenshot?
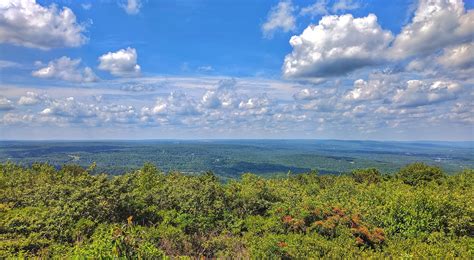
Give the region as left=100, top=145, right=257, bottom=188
left=351, top=168, right=382, bottom=184
left=0, top=162, right=472, bottom=258
left=396, top=162, right=445, bottom=185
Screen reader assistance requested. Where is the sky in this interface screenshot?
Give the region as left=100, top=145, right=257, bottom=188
left=0, top=0, right=473, bottom=140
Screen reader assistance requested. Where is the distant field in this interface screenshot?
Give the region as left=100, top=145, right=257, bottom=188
left=0, top=140, right=473, bottom=178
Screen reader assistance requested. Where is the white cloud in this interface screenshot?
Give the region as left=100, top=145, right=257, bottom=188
left=0, top=60, right=20, bottom=69
left=344, top=79, right=383, bottom=101
left=200, top=79, right=240, bottom=109
left=437, top=42, right=474, bottom=69
left=343, top=104, right=367, bottom=118
left=406, top=58, right=431, bottom=72
left=0, top=96, right=14, bottom=110
left=201, top=90, right=222, bottom=109
left=197, top=65, right=214, bottom=72
left=140, top=92, right=203, bottom=125
left=18, top=92, right=42, bottom=105
left=1, top=75, right=472, bottom=139
left=262, top=0, right=296, bottom=38
left=293, top=87, right=344, bottom=113
left=293, top=88, right=323, bottom=100
left=239, top=96, right=269, bottom=110
left=121, top=83, right=158, bottom=92
left=98, top=47, right=141, bottom=77
left=300, top=0, right=360, bottom=17
left=301, top=96, right=343, bottom=112
left=81, top=3, right=92, bottom=10
left=300, top=0, right=328, bottom=17
left=403, top=42, right=474, bottom=80
left=121, top=0, right=141, bottom=15
left=283, top=14, right=393, bottom=79
left=32, top=56, right=98, bottom=82
left=138, top=78, right=275, bottom=125
left=0, top=0, right=87, bottom=50
left=445, top=101, right=474, bottom=124
left=344, top=74, right=397, bottom=102
left=236, top=96, right=271, bottom=116
left=393, top=80, right=463, bottom=108
left=82, top=67, right=99, bottom=82
left=35, top=96, right=138, bottom=126
left=342, top=75, right=465, bottom=109
left=1, top=112, right=34, bottom=125
left=331, top=0, right=360, bottom=13
left=211, top=90, right=239, bottom=109
left=390, top=0, right=474, bottom=59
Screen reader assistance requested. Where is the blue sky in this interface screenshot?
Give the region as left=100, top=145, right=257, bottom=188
left=0, top=0, right=473, bottom=140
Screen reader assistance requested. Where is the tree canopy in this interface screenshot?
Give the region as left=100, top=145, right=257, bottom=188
left=0, top=162, right=472, bottom=258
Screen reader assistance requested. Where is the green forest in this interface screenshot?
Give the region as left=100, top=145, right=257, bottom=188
left=1, top=162, right=473, bottom=258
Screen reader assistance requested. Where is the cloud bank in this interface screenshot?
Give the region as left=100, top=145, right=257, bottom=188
left=0, top=0, right=87, bottom=50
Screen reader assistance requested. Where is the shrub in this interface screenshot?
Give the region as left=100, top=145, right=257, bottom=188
left=396, top=162, right=445, bottom=185
left=352, top=168, right=382, bottom=184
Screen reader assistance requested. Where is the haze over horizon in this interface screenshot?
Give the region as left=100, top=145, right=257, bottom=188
left=2, top=138, right=474, bottom=143
left=1, top=0, right=473, bottom=141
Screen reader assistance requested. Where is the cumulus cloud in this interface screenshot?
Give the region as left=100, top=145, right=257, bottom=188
left=201, top=89, right=240, bottom=110
left=121, top=0, right=142, bottom=15
left=437, top=42, right=474, bottom=70
left=98, top=47, right=141, bottom=77
left=18, top=92, right=42, bottom=105
left=344, top=79, right=384, bottom=102
left=341, top=74, right=465, bottom=108
left=140, top=92, right=200, bottom=124
left=1, top=75, right=471, bottom=139
left=1, top=112, right=34, bottom=125
left=0, top=96, right=14, bottom=111
left=201, top=90, right=222, bottom=109
left=36, top=96, right=138, bottom=126
left=283, top=14, right=393, bottom=79
left=236, top=95, right=271, bottom=117
left=406, top=58, right=431, bottom=72
left=293, top=88, right=324, bottom=100
left=344, top=74, right=397, bottom=102
left=291, top=86, right=344, bottom=113
left=239, top=96, right=269, bottom=110
left=32, top=56, right=98, bottom=82
left=3, top=91, right=211, bottom=128
left=403, top=42, right=474, bottom=80
left=200, top=79, right=239, bottom=109
left=138, top=78, right=274, bottom=125
left=262, top=0, right=296, bottom=38
left=390, top=0, right=474, bottom=59
left=39, top=97, right=95, bottom=118
left=0, top=0, right=87, bottom=50
left=445, top=101, right=474, bottom=124
left=301, top=96, right=344, bottom=112
left=342, top=104, right=367, bottom=118
left=393, top=80, right=463, bottom=108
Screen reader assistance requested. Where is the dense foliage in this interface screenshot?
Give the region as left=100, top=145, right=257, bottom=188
left=1, top=162, right=473, bottom=258
left=2, top=140, right=473, bottom=177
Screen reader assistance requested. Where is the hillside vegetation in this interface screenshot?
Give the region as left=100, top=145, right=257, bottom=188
left=0, top=162, right=473, bottom=258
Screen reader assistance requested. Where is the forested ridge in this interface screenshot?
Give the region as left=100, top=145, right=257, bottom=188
left=0, top=162, right=473, bottom=258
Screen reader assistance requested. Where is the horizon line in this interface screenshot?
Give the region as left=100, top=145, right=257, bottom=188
left=1, top=138, right=473, bottom=143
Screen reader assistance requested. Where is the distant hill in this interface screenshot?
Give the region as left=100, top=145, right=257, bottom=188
left=1, top=140, right=473, bottom=177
